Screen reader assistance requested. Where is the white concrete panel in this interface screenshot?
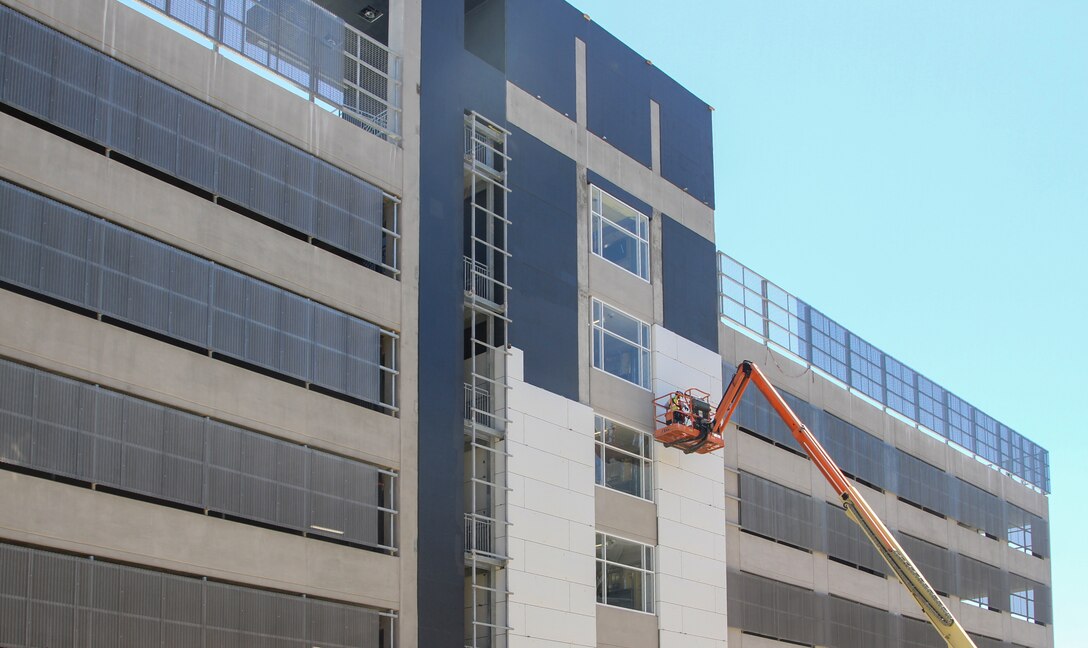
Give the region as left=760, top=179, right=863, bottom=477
left=651, top=327, right=727, bottom=647
left=507, top=375, right=597, bottom=647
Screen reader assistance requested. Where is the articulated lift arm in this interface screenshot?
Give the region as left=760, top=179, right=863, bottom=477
left=717, top=361, right=978, bottom=648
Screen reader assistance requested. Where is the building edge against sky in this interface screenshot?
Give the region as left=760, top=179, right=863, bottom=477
left=0, top=1, right=1051, bottom=648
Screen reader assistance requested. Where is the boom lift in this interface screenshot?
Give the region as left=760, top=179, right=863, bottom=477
left=654, top=360, right=978, bottom=648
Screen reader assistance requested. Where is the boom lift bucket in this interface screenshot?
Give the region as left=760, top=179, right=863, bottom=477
left=652, top=388, right=724, bottom=454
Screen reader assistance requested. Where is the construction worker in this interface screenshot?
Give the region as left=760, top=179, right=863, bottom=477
left=666, top=393, right=687, bottom=426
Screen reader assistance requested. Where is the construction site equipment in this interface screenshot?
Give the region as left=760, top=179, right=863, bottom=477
left=653, top=360, right=978, bottom=648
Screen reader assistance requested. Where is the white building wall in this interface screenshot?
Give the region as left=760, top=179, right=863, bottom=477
left=506, top=348, right=598, bottom=648
left=652, top=325, right=728, bottom=648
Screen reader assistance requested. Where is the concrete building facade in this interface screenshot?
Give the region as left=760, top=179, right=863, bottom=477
left=0, top=1, right=1052, bottom=648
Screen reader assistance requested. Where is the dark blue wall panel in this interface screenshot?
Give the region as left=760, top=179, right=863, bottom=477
left=418, top=1, right=506, bottom=645
left=507, top=126, right=579, bottom=401
left=651, top=72, right=715, bottom=208
left=661, top=214, right=718, bottom=352
left=505, top=0, right=582, bottom=119
left=584, top=27, right=653, bottom=168
left=505, top=1, right=715, bottom=206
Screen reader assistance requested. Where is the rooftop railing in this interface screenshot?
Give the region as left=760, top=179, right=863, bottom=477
left=719, top=252, right=1050, bottom=492
left=129, top=0, right=402, bottom=142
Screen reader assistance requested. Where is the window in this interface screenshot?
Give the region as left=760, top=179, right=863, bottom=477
left=1010, top=588, right=1036, bottom=622
left=595, top=416, right=653, bottom=500
left=1007, top=505, right=1041, bottom=555
left=592, top=300, right=651, bottom=389
left=596, top=533, right=654, bottom=613
left=591, top=186, right=650, bottom=280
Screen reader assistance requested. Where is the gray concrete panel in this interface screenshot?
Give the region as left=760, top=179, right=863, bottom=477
left=588, top=255, right=654, bottom=324
left=588, top=370, right=654, bottom=428
left=597, top=603, right=658, bottom=648
left=595, top=485, right=657, bottom=546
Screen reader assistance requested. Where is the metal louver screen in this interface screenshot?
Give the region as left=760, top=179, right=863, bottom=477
left=0, top=4, right=385, bottom=266
left=0, top=179, right=390, bottom=407
left=0, top=357, right=395, bottom=551
left=0, top=542, right=386, bottom=647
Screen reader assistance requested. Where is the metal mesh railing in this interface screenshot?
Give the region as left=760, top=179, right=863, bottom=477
left=132, top=0, right=402, bottom=142
left=719, top=252, right=1050, bottom=492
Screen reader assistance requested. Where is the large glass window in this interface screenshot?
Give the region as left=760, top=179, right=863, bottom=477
left=595, top=416, right=653, bottom=500
left=591, top=186, right=650, bottom=280
left=596, top=533, right=654, bottom=613
left=592, top=300, right=651, bottom=389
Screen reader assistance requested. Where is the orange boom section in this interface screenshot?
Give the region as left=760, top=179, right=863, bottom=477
left=651, top=361, right=977, bottom=648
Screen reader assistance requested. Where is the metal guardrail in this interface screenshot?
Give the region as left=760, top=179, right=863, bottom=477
left=464, top=256, right=495, bottom=302
left=465, top=512, right=495, bottom=555
left=719, top=252, right=1050, bottom=492
left=465, top=382, right=496, bottom=429
left=133, top=0, right=402, bottom=142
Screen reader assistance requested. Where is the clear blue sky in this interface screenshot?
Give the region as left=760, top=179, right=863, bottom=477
left=574, top=0, right=1087, bottom=643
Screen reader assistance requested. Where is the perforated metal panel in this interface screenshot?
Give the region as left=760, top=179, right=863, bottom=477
left=957, top=555, right=1008, bottom=611
left=828, top=595, right=894, bottom=648
left=824, top=501, right=887, bottom=575
left=0, top=542, right=389, bottom=647
left=896, top=533, right=955, bottom=596
left=822, top=412, right=888, bottom=488
left=727, top=571, right=819, bottom=646
left=896, top=451, right=950, bottom=515
left=0, top=179, right=392, bottom=407
left=0, top=357, right=396, bottom=551
left=956, top=478, right=1005, bottom=539
left=738, top=471, right=817, bottom=551
left=0, top=5, right=389, bottom=267
left=899, top=615, right=946, bottom=648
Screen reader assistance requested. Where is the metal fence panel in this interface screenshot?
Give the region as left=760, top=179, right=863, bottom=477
left=719, top=252, right=1050, bottom=491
